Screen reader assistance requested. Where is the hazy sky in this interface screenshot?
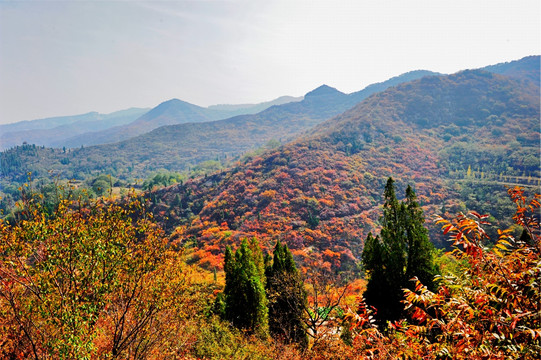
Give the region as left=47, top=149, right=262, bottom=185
left=0, top=0, right=539, bottom=124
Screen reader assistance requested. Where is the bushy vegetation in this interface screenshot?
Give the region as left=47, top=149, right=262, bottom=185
left=1, top=183, right=538, bottom=359
left=0, top=191, right=200, bottom=358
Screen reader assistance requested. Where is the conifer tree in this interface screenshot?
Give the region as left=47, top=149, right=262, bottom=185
left=404, top=185, right=438, bottom=291
left=248, top=237, right=266, bottom=282
left=223, top=238, right=269, bottom=337
left=362, top=178, right=439, bottom=326
left=265, top=241, right=308, bottom=348
left=362, top=232, right=395, bottom=322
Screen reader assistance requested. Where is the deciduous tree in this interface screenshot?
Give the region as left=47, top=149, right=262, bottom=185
left=0, top=191, right=192, bottom=359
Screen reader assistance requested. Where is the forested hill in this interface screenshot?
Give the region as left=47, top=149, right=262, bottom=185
left=148, top=68, right=540, bottom=273
left=0, top=70, right=438, bottom=184
left=313, top=69, right=539, bottom=148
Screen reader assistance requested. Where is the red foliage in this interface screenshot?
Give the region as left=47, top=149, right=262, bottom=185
left=344, top=186, right=541, bottom=359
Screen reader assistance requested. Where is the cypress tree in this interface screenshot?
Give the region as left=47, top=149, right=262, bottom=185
left=404, top=185, right=438, bottom=292
left=265, top=241, right=308, bottom=348
left=362, top=178, right=439, bottom=326
left=223, top=238, right=269, bottom=338
left=362, top=232, right=394, bottom=322
left=248, top=237, right=266, bottom=282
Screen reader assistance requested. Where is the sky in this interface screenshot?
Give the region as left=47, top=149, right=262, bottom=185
left=0, top=0, right=539, bottom=125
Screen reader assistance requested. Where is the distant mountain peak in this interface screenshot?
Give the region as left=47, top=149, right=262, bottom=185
left=305, top=85, right=344, bottom=98
left=141, top=98, right=198, bottom=118
left=157, top=98, right=188, bottom=107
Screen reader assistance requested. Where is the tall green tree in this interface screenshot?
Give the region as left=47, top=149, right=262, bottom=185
left=404, top=185, right=439, bottom=291
left=265, top=241, right=308, bottom=348
left=223, top=238, right=269, bottom=338
left=362, top=178, right=438, bottom=326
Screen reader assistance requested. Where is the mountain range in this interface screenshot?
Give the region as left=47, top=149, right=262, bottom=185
left=59, top=95, right=305, bottom=148
left=0, top=108, right=149, bottom=150
left=0, top=70, right=439, bottom=183
left=0, top=96, right=304, bottom=150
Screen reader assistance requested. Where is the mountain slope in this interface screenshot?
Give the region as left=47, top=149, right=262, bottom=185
left=147, top=68, right=540, bottom=273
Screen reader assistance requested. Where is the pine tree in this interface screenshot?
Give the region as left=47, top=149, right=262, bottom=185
left=265, top=241, right=308, bottom=347
left=362, top=178, right=439, bottom=326
left=223, top=238, right=269, bottom=337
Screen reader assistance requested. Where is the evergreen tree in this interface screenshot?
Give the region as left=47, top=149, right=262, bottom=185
left=362, top=232, right=395, bottom=322
left=248, top=237, right=266, bottom=282
left=265, top=241, right=308, bottom=348
left=404, top=185, right=438, bottom=291
left=223, top=238, right=269, bottom=337
left=362, top=178, right=439, bottom=326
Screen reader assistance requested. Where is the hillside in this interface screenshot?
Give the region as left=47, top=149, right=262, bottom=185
left=147, top=68, right=540, bottom=273
left=1, top=70, right=439, bottom=184
left=1, top=59, right=539, bottom=358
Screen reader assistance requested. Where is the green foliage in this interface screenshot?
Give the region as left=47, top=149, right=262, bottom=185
left=218, top=238, right=309, bottom=345
left=89, top=174, right=114, bottom=197
left=362, top=178, right=439, bottom=325
left=404, top=185, right=440, bottom=290
left=142, top=171, right=184, bottom=191
left=223, top=238, right=269, bottom=338
left=265, top=241, right=308, bottom=347
left=192, top=317, right=268, bottom=359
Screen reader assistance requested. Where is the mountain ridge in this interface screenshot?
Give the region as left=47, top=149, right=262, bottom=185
left=207, top=95, right=303, bottom=113
left=0, top=69, right=443, bottom=183
left=479, top=55, right=540, bottom=85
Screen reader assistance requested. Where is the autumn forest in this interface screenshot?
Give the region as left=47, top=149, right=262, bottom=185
left=1, top=56, right=540, bottom=359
